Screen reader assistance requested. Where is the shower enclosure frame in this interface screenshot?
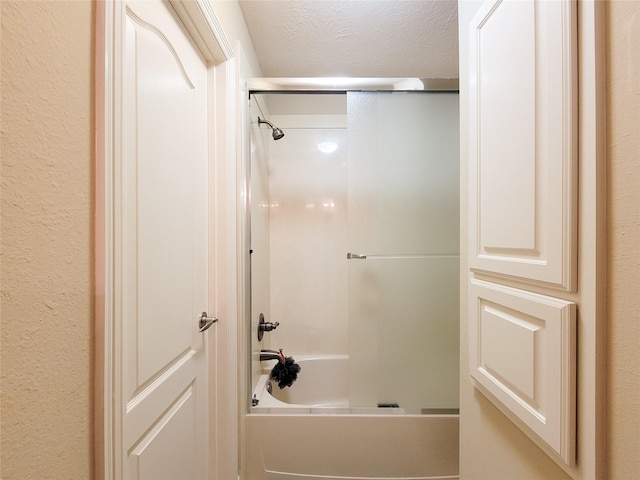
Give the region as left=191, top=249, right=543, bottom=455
left=241, top=77, right=460, bottom=413
left=246, top=77, right=459, bottom=94
left=240, top=78, right=461, bottom=479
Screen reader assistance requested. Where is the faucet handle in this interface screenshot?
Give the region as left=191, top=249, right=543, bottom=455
left=257, top=313, right=279, bottom=341
left=260, top=321, right=279, bottom=331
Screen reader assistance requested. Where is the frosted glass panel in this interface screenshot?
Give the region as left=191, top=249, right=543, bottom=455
left=349, top=257, right=459, bottom=409
left=348, top=93, right=459, bottom=255
left=249, top=92, right=459, bottom=413
left=347, top=92, right=460, bottom=409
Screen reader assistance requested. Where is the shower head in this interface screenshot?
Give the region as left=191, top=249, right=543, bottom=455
left=271, top=127, right=285, bottom=140
left=258, top=117, right=285, bottom=140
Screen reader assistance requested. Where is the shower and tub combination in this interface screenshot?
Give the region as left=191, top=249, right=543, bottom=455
left=243, top=78, right=460, bottom=479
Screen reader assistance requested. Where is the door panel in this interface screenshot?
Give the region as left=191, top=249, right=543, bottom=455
left=118, top=1, right=209, bottom=478
left=128, top=386, right=196, bottom=479
left=468, top=0, right=577, bottom=291
left=126, top=6, right=200, bottom=387
left=469, top=279, right=576, bottom=464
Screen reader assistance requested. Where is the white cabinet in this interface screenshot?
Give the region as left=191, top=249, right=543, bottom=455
left=466, top=0, right=578, bottom=467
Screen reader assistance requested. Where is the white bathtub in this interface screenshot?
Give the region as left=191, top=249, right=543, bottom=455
left=246, top=355, right=459, bottom=479
left=252, top=354, right=350, bottom=411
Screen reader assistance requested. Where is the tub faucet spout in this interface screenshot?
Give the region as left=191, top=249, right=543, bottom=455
left=260, top=349, right=285, bottom=362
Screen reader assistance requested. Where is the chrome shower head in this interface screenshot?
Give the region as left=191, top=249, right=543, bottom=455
left=258, top=117, right=285, bottom=140
left=271, top=126, right=285, bottom=140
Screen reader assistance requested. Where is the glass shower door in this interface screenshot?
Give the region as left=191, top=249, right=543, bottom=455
left=347, top=91, right=460, bottom=411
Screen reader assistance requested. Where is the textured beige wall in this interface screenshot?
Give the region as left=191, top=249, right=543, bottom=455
left=606, top=1, right=640, bottom=478
left=1, top=1, right=94, bottom=478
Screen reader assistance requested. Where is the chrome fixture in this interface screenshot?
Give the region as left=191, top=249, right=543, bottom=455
left=257, top=313, right=279, bottom=341
left=258, top=117, right=285, bottom=140
left=198, top=311, right=218, bottom=332
left=247, top=77, right=460, bottom=93
left=347, top=252, right=460, bottom=260
left=259, top=348, right=285, bottom=362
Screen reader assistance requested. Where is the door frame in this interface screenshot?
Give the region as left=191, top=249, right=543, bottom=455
left=94, top=1, right=238, bottom=478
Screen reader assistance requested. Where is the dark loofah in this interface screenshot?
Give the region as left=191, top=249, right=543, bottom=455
left=270, top=356, right=301, bottom=389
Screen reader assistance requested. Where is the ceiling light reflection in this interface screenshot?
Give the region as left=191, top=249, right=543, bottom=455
left=317, top=141, right=338, bottom=154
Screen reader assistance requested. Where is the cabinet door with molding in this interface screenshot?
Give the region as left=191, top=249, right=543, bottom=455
left=466, top=0, right=577, bottom=467
left=468, top=0, right=577, bottom=291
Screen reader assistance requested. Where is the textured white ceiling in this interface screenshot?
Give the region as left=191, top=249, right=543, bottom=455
left=238, top=0, right=459, bottom=78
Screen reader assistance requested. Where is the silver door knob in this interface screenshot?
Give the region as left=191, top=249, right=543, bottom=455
left=199, top=312, right=218, bottom=332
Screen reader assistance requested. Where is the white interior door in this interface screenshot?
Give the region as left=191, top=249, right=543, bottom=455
left=118, top=1, right=210, bottom=477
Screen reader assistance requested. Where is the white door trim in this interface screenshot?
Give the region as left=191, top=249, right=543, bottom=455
left=95, top=1, right=236, bottom=478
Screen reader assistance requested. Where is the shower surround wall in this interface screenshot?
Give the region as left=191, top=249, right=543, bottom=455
left=266, top=113, right=350, bottom=356
left=251, top=108, right=350, bottom=394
